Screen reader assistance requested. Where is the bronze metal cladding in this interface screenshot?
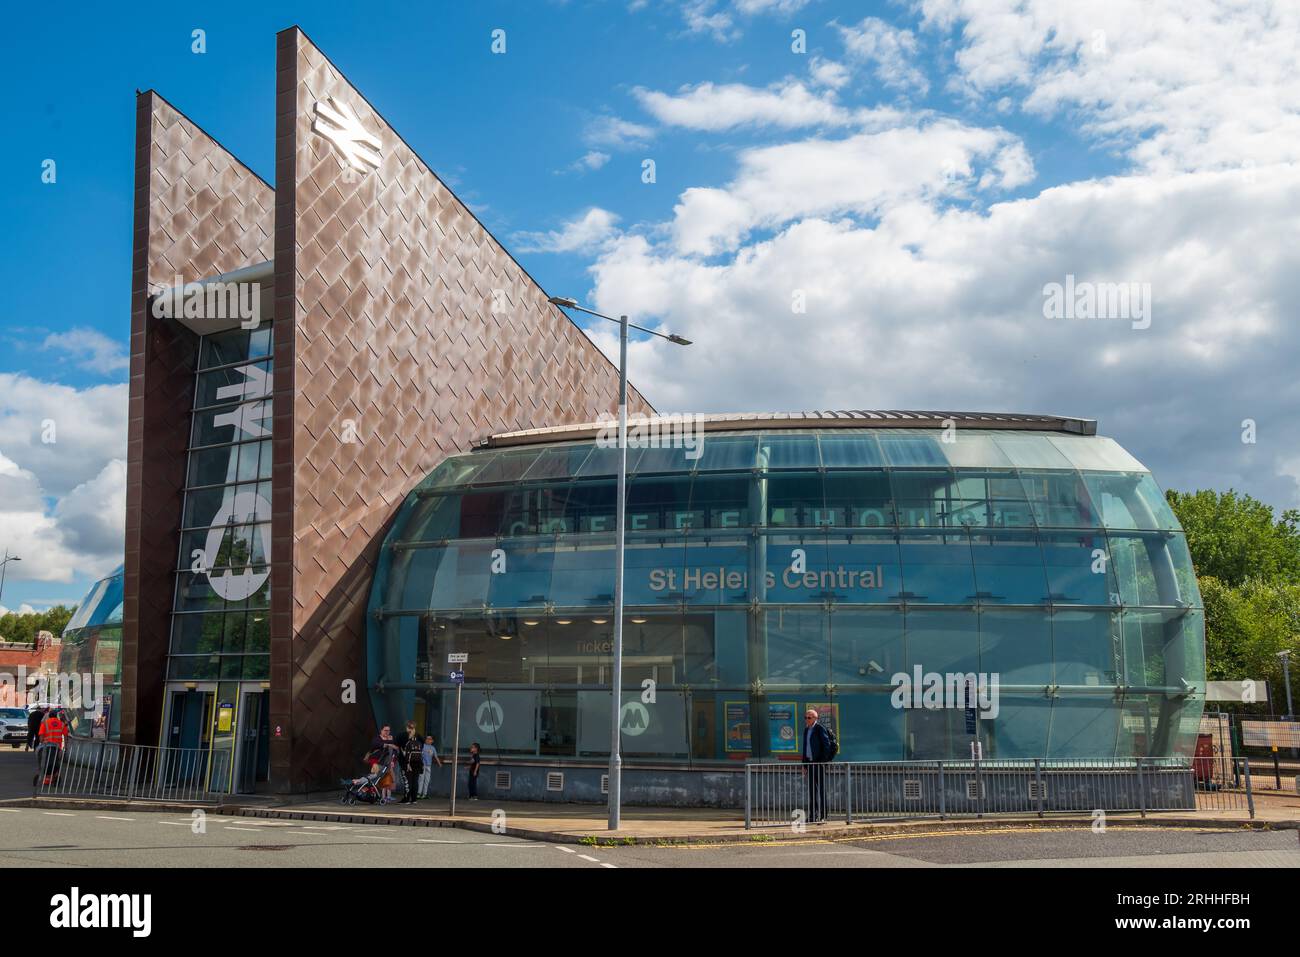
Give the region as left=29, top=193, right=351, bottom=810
left=272, top=27, right=651, bottom=790
left=123, top=92, right=274, bottom=746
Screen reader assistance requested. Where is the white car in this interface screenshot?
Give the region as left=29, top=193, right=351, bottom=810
left=0, top=708, right=28, bottom=748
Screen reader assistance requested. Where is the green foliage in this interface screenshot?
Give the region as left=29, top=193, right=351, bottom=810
left=1166, top=489, right=1300, bottom=586
left=1166, top=490, right=1300, bottom=706
left=0, top=605, right=76, bottom=645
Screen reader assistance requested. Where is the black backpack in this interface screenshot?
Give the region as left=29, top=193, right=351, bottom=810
left=821, top=723, right=839, bottom=761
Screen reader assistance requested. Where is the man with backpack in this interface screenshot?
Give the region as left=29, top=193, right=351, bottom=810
left=801, top=708, right=837, bottom=823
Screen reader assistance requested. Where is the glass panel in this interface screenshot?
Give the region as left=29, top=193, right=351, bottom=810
left=904, top=609, right=980, bottom=676
left=191, top=401, right=272, bottom=447
left=830, top=609, right=903, bottom=688
left=418, top=452, right=496, bottom=490
left=1047, top=697, right=1118, bottom=759
left=194, top=360, right=271, bottom=409
left=200, top=326, right=271, bottom=370
left=1122, top=609, right=1201, bottom=690
left=817, top=432, right=885, bottom=468
left=1052, top=609, right=1121, bottom=686
left=940, top=432, right=1012, bottom=469
left=688, top=473, right=751, bottom=529
left=1040, top=531, right=1114, bottom=605
left=1018, top=470, right=1100, bottom=528
left=1082, top=472, right=1177, bottom=531
left=692, top=434, right=758, bottom=472
left=757, top=434, right=821, bottom=469
left=631, top=444, right=697, bottom=475
left=767, top=472, right=824, bottom=527
left=1108, top=531, right=1180, bottom=606
left=897, top=530, right=975, bottom=603
left=977, top=613, right=1050, bottom=686
left=521, top=445, right=592, bottom=481
left=877, top=432, right=947, bottom=467
left=188, top=445, right=240, bottom=488
left=985, top=696, right=1051, bottom=759
left=762, top=607, right=828, bottom=688
left=1048, top=435, right=1146, bottom=473
left=835, top=692, right=905, bottom=761
left=993, top=433, right=1073, bottom=469
left=471, top=449, right=543, bottom=485
left=950, top=469, right=1035, bottom=528
left=891, top=469, right=957, bottom=528
left=823, top=471, right=893, bottom=528
left=969, top=530, right=1048, bottom=604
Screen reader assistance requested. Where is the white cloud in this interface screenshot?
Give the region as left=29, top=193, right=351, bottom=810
left=559, top=151, right=611, bottom=175
left=809, top=57, right=851, bottom=90
left=583, top=115, right=655, bottom=150
left=634, top=79, right=854, bottom=131
left=513, top=208, right=622, bottom=254
left=920, top=0, right=1300, bottom=172
left=591, top=162, right=1300, bottom=507
left=838, top=17, right=930, bottom=95
left=0, top=376, right=127, bottom=586
left=666, top=120, right=1033, bottom=255
left=680, top=0, right=811, bottom=41
left=42, top=328, right=129, bottom=375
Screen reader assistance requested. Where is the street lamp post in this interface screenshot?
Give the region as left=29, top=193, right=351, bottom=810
left=0, top=551, right=21, bottom=607
left=547, top=295, right=690, bottom=831
left=1278, top=650, right=1294, bottom=719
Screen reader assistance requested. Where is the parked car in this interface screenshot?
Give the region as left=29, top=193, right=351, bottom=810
left=0, top=708, right=28, bottom=748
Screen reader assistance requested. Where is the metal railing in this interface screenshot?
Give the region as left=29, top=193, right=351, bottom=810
left=33, top=737, right=232, bottom=804
left=744, top=757, right=1254, bottom=828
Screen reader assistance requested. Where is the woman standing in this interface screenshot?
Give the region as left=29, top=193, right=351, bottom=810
left=368, top=725, right=399, bottom=804
left=398, top=721, right=424, bottom=804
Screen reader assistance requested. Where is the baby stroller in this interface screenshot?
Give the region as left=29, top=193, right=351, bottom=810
left=339, top=766, right=382, bottom=806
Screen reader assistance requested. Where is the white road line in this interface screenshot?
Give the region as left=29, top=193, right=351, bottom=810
left=600, top=863, right=617, bottom=869
left=578, top=854, right=600, bottom=862
left=95, top=816, right=132, bottom=821
left=482, top=842, right=543, bottom=847
left=556, top=846, right=576, bottom=854
left=0, top=808, right=22, bottom=813
left=418, top=839, right=461, bottom=843
left=223, top=827, right=261, bottom=833
left=356, top=834, right=395, bottom=840
left=43, top=812, right=76, bottom=817
left=158, top=821, right=192, bottom=827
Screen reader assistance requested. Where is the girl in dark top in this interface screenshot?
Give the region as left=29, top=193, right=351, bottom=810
left=466, top=742, right=481, bottom=800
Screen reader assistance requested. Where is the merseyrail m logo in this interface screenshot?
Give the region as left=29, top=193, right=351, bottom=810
left=312, top=97, right=382, bottom=172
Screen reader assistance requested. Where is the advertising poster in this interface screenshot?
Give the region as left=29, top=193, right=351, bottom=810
left=724, top=701, right=751, bottom=753
left=806, top=702, right=840, bottom=743
left=768, top=701, right=799, bottom=753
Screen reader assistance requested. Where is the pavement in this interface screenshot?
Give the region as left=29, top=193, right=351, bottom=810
left=7, top=749, right=1300, bottom=846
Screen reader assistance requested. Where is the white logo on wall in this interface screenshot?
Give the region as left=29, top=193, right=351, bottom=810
left=620, top=701, right=650, bottom=736
left=312, top=97, right=382, bottom=172
left=213, top=365, right=272, bottom=438
left=476, top=701, right=504, bottom=733
left=199, top=489, right=273, bottom=602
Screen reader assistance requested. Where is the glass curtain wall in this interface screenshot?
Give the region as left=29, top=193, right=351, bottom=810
left=369, top=430, right=1205, bottom=766
left=166, top=325, right=273, bottom=682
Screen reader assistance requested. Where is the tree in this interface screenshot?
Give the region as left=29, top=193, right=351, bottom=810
left=1166, top=489, right=1300, bottom=586
left=0, top=604, right=76, bottom=644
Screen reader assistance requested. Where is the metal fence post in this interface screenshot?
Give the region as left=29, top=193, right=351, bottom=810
left=1242, top=758, right=1255, bottom=819
left=744, top=763, right=752, bottom=830
left=1136, top=757, right=1146, bottom=818
left=938, top=760, right=946, bottom=819
left=1034, top=758, right=1044, bottom=818
left=974, top=750, right=984, bottom=819
left=845, top=762, right=853, bottom=824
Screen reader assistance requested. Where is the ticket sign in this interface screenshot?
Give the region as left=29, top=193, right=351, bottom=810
left=1240, top=720, right=1300, bottom=748
left=448, top=653, right=468, bottom=664
left=449, top=670, right=465, bottom=684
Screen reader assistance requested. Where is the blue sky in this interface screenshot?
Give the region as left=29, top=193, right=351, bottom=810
left=2, top=0, right=1298, bottom=611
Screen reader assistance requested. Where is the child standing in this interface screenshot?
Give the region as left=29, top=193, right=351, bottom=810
left=418, top=735, right=442, bottom=798
left=466, top=742, right=481, bottom=800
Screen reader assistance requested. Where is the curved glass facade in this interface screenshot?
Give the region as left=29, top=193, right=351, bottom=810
left=367, top=429, right=1204, bottom=766
left=60, top=564, right=124, bottom=739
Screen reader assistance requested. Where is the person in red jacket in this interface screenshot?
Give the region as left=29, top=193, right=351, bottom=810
left=37, top=709, right=69, bottom=785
